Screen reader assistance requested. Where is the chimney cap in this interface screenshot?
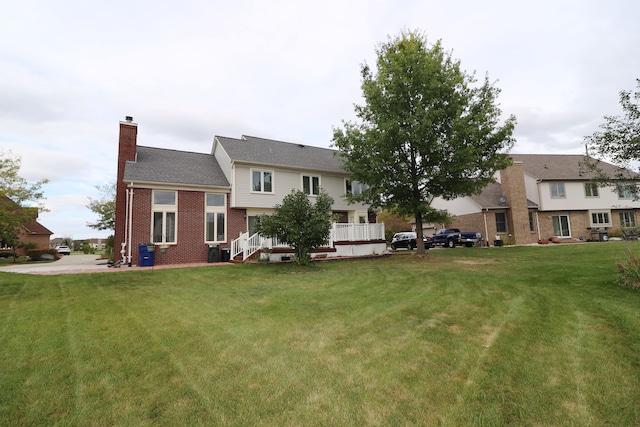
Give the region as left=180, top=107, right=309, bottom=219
left=125, top=116, right=133, bottom=122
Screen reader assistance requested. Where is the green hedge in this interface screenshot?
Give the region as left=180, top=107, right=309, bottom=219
left=27, top=249, right=60, bottom=261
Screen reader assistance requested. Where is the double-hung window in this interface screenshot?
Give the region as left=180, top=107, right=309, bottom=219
left=584, top=183, right=599, bottom=197
left=345, top=179, right=368, bottom=196
left=617, top=183, right=637, bottom=199
left=252, top=170, right=273, bottom=193
left=620, top=211, right=636, bottom=228
left=303, top=175, right=320, bottom=196
left=550, top=182, right=566, bottom=198
left=205, top=194, right=226, bottom=243
left=152, top=190, right=177, bottom=244
left=495, top=212, right=507, bottom=233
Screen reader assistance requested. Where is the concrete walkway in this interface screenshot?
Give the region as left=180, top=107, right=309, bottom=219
left=0, top=254, right=111, bottom=275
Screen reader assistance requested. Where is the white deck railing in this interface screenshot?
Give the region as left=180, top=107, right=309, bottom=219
left=230, top=222, right=385, bottom=261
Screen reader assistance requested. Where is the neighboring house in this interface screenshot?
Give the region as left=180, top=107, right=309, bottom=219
left=0, top=197, right=53, bottom=255
left=114, top=117, right=381, bottom=266
left=88, top=238, right=107, bottom=251
left=431, top=154, right=640, bottom=245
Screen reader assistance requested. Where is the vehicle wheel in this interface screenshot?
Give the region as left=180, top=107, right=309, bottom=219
left=447, top=238, right=455, bottom=248
left=391, top=244, right=396, bottom=250
left=408, top=241, right=415, bottom=250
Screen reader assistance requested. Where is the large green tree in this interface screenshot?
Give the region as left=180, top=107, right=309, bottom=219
left=86, top=180, right=116, bottom=231
left=584, top=79, right=640, bottom=188
left=0, top=150, right=48, bottom=255
left=332, top=30, right=516, bottom=255
left=256, top=190, right=334, bottom=265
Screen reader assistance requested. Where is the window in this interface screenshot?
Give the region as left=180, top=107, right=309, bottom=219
left=346, top=179, right=368, bottom=196
left=620, top=211, right=636, bottom=228
left=550, top=182, right=566, bottom=198
left=590, top=210, right=611, bottom=227
left=528, top=211, right=535, bottom=232
left=552, top=215, right=571, bottom=237
left=584, top=183, right=599, bottom=197
left=252, top=170, right=273, bottom=193
left=495, top=212, right=507, bottom=233
left=303, top=175, right=320, bottom=196
left=617, top=183, right=637, bottom=199
left=205, top=194, right=226, bottom=243
left=152, top=190, right=177, bottom=244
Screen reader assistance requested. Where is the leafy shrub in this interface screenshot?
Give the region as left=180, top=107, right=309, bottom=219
left=616, top=244, right=640, bottom=290
left=27, top=249, right=59, bottom=261
left=608, top=228, right=623, bottom=238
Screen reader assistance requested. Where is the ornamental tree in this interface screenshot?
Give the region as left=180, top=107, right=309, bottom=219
left=584, top=79, right=640, bottom=189
left=0, top=150, right=48, bottom=258
left=332, top=30, right=516, bottom=255
left=256, top=190, right=334, bottom=265
left=86, top=180, right=116, bottom=231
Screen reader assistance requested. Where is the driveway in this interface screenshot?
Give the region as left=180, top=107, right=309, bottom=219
left=0, top=254, right=110, bottom=275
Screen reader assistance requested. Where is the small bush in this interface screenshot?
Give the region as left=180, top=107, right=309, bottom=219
left=616, top=244, right=640, bottom=289
left=27, top=249, right=60, bottom=261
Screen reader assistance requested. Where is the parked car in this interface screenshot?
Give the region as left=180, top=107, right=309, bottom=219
left=430, top=228, right=482, bottom=248
left=390, top=232, right=432, bottom=250
left=55, top=245, right=71, bottom=255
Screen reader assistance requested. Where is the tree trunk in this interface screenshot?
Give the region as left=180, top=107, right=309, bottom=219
left=415, top=212, right=425, bottom=256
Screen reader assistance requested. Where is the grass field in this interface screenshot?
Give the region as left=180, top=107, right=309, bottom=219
left=1, top=242, right=639, bottom=426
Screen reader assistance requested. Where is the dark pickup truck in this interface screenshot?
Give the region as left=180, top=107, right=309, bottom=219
left=430, top=228, right=482, bottom=248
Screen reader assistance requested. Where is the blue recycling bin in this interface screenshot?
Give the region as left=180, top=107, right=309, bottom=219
left=138, top=243, right=155, bottom=267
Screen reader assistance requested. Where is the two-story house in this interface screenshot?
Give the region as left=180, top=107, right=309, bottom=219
left=430, top=154, right=640, bottom=245
left=114, top=117, right=381, bottom=266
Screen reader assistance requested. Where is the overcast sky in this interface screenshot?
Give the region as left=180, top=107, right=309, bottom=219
left=1, top=0, right=639, bottom=240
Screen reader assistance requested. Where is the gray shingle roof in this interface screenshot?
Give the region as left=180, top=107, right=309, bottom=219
left=216, top=135, right=346, bottom=173
left=468, top=182, right=538, bottom=209
left=509, top=154, right=633, bottom=180
left=123, top=146, right=230, bottom=187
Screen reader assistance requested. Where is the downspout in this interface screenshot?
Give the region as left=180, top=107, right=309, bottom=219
left=121, top=189, right=129, bottom=265
left=127, top=185, right=134, bottom=266
left=483, top=209, right=489, bottom=247
left=535, top=211, right=541, bottom=241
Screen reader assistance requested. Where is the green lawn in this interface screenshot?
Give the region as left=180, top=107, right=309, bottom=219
left=1, top=243, right=639, bottom=426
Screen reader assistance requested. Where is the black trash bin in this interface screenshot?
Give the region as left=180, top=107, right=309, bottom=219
left=208, top=245, right=219, bottom=263
left=138, top=243, right=155, bottom=267
left=220, top=248, right=230, bottom=262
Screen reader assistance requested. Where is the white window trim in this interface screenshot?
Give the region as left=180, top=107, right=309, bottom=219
left=550, top=182, right=566, bottom=199
left=151, top=190, right=178, bottom=244
left=345, top=179, right=368, bottom=196
left=589, top=210, right=611, bottom=227
left=302, top=174, right=321, bottom=196
left=619, top=211, right=637, bottom=228
left=617, top=183, right=637, bottom=199
left=204, top=193, right=227, bottom=244
left=584, top=182, right=599, bottom=198
left=251, top=169, right=274, bottom=194
left=552, top=214, right=571, bottom=238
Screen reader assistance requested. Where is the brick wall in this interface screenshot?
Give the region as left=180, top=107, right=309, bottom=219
left=501, top=162, right=538, bottom=244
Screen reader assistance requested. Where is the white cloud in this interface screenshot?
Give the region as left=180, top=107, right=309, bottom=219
left=1, top=0, right=639, bottom=238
